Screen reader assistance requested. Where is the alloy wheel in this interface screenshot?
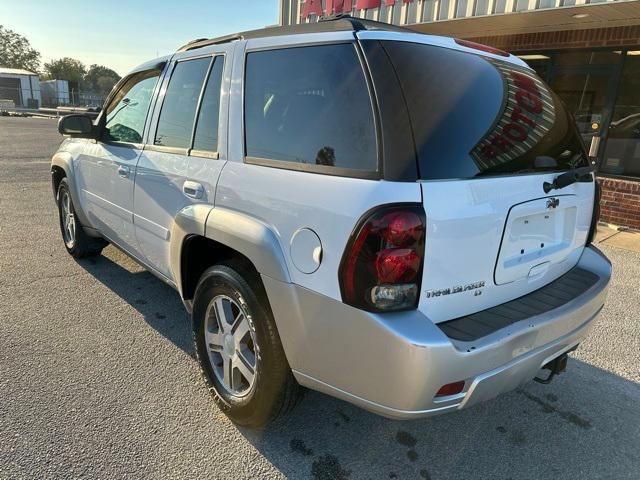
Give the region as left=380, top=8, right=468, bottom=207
left=61, top=191, right=76, bottom=248
left=204, top=295, right=257, bottom=397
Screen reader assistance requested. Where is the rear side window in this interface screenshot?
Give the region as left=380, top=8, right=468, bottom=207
left=155, top=57, right=210, bottom=148
left=244, top=43, right=377, bottom=172
left=380, top=41, right=589, bottom=179
left=193, top=56, right=224, bottom=153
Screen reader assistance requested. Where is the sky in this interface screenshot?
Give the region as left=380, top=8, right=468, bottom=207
left=0, top=0, right=279, bottom=76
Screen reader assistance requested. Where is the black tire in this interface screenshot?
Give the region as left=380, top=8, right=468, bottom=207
left=192, top=262, right=301, bottom=427
left=57, top=178, right=107, bottom=258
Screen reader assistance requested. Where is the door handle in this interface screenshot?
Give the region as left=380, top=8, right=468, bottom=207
left=183, top=181, right=204, bottom=199
left=117, top=165, right=130, bottom=178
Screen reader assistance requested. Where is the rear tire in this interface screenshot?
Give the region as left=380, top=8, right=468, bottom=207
left=57, top=178, right=107, bottom=258
left=192, top=262, right=301, bottom=427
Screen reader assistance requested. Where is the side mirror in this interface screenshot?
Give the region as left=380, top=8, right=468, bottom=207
left=58, top=114, right=95, bottom=137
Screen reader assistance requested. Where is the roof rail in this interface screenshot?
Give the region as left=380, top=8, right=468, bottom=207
left=318, top=13, right=366, bottom=30
left=176, top=15, right=409, bottom=53
left=177, top=33, right=244, bottom=52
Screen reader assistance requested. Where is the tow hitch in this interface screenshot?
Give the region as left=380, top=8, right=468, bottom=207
left=534, top=346, right=577, bottom=384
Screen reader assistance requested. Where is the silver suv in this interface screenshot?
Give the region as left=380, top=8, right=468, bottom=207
left=51, top=17, right=611, bottom=427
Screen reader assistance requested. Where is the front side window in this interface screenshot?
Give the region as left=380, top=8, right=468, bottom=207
left=103, top=69, right=160, bottom=144
left=244, top=43, right=377, bottom=172
left=155, top=57, right=211, bottom=149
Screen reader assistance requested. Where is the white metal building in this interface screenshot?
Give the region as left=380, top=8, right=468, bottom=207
left=40, top=79, right=71, bottom=106
left=0, top=67, right=41, bottom=108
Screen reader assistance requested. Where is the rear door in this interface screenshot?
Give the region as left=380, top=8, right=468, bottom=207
left=367, top=36, right=595, bottom=323
left=133, top=47, right=229, bottom=281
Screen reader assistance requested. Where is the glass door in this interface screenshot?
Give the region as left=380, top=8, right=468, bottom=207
left=549, top=65, right=619, bottom=163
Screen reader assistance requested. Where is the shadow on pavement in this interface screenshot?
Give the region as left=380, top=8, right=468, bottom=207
left=240, top=361, right=639, bottom=480
left=76, top=246, right=195, bottom=358
left=76, top=246, right=640, bottom=480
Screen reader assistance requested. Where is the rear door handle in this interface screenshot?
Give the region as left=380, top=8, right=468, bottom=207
left=183, top=180, right=204, bottom=199
left=117, top=165, right=130, bottom=178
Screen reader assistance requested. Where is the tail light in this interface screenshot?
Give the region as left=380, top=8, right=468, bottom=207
left=454, top=38, right=510, bottom=57
left=339, top=204, right=426, bottom=312
left=586, top=179, right=602, bottom=245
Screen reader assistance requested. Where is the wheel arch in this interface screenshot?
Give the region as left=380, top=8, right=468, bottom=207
left=173, top=206, right=291, bottom=306
left=51, top=152, right=92, bottom=228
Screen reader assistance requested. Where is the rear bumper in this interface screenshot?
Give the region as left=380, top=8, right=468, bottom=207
left=263, top=246, right=611, bottom=420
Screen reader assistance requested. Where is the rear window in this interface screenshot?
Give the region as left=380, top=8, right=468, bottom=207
left=381, top=41, right=589, bottom=180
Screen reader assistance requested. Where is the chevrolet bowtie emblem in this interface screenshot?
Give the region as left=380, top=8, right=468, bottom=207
left=547, top=197, right=560, bottom=209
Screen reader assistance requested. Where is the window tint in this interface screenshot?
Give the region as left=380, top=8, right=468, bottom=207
left=103, top=69, right=159, bottom=144
left=193, top=56, right=224, bottom=152
left=155, top=57, right=210, bottom=149
left=244, top=43, right=377, bottom=171
left=381, top=41, right=589, bottom=180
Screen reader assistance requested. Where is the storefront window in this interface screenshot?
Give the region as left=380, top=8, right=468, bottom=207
left=439, top=0, right=451, bottom=19
left=493, top=0, right=508, bottom=13
left=406, top=0, right=419, bottom=21
left=392, top=1, right=403, bottom=23
left=456, top=0, right=469, bottom=17
left=601, top=53, right=640, bottom=178
left=554, top=50, right=622, bottom=66
left=474, top=0, right=490, bottom=15
left=538, top=0, right=555, bottom=8
left=423, top=0, right=437, bottom=21
left=518, top=54, right=551, bottom=81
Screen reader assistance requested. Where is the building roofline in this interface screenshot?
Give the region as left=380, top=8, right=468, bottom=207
left=0, top=67, right=38, bottom=76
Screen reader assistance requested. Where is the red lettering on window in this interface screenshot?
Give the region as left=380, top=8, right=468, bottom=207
left=511, top=105, right=535, bottom=128
left=481, top=145, right=499, bottom=159
left=356, top=0, right=380, bottom=8
left=327, top=0, right=354, bottom=13
left=301, top=0, right=323, bottom=19
left=511, top=71, right=538, bottom=94
left=503, top=122, right=528, bottom=142
left=516, top=90, right=542, bottom=114
left=492, top=135, right=513, bottom=152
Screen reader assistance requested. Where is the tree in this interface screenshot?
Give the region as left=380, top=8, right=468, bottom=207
left=84, top=64, right=121, bottom=95
left=43, top=57, right=86, bottom=83
left=0, top=25, right=41, bottom=72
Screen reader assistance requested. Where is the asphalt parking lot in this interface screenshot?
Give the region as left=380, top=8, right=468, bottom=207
left=1, top=116, right=639, bottom=480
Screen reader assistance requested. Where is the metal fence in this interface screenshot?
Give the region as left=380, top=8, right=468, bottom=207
left=0, top=85, right=105, bottom=110
left=44, top=89, right=105, bottom=108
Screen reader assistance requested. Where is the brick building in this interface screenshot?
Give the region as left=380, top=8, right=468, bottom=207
left=281, top=0, right=640, bottom=229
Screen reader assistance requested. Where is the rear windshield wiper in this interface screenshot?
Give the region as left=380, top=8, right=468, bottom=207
left=543, top=166, right=593, bottom=194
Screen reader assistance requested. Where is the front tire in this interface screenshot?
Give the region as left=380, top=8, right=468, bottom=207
left=192, top=263, right=301, bottom=427
left=57, top=178, right=107, bottom=258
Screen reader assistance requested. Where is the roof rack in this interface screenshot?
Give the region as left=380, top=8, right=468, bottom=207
left=177, top=34, right=244, bottom=52
left=176, top=14, right=409, bottom=53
